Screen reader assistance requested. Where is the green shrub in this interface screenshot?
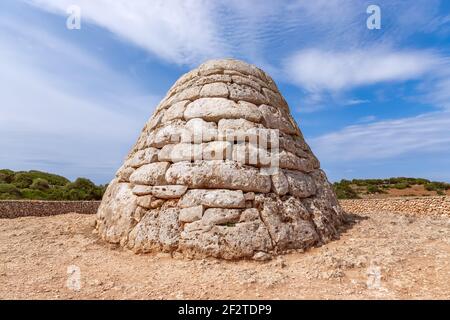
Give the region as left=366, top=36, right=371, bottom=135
left=0, top=169, right=14, bottom=184
left=20, top=188, right=49, bottom=200
left=27, top=170, right=70, bottom=186
left=45, top=188, right=66, bottom=200
left=63, top=178, right=104, bottom=200
left=367, top=185, right=384, bottom=194
left=64, top=188, right=88, bottom=200
left=333, top=182, right=360, bottom=199
left=392, top=183, right=410, bottom=190
left=0, top=183, right=22, bottom=198
left=425, top=182, right=449, bottom=191
left=12, top=173, right=34, bottom=188
left=30, top=178, right=50, bottom=191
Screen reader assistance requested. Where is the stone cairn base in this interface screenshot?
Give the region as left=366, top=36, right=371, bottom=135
left=96, top=59, right=344, bottom=260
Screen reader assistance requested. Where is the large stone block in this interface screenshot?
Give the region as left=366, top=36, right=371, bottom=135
left=165, top=160, right=271, bottom=193
left=179, top=189, right=246, bottom=209
left=184, top=98, right=262, bottom=123
left=129, top=162, right=170, bottom=186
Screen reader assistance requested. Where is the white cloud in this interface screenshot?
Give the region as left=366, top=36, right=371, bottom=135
left=284, top=47, right=442, bottom=92
left=310, top=111, right=450, bottom=161
left=27, top=0, right=228, bottom=65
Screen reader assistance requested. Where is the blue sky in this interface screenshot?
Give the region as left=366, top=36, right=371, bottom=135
left=1, top=0, right=449, bottom=184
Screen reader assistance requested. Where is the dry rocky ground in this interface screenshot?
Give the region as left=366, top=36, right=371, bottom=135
left=1, top=209, right=449, bottom=300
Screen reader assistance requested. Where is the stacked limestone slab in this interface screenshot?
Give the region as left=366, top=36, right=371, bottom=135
left=96, top=59, right=344, bottom=260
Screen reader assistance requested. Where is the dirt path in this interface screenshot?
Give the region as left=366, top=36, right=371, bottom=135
left=1, top=211, right=449, bottom=300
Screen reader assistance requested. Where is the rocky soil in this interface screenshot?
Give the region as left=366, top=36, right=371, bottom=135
left=1, top=210, right=449, bottom=300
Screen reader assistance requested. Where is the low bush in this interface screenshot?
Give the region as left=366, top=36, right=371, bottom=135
left=30, top=178, right=50, bottom=191
left=0, top=169, right=107, bottom=200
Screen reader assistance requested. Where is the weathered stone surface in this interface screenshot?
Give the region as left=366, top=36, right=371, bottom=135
left=193, top=74, right=232, bottom=86
left=202, top=208, right=241, bottom=225
left=179, top=220, right=273, bottom=259
left=279, top=150, right=315, bottom=172
left=256, top=194, right=319, bottom=250
left=228, top=83, right=267, bottom=105
left=231, top=75, right=261, bottom=91
left=198, top=59, right=266, bottom=81
left=96, top=58, right=342, bottom=260
left=147, top=121, right=186, bottom=148
left=184, top=98, right=262, bottom=123
left=262, top=87, right=289, bottom=111
left=231, top=142, right=272, bottom=167
left=129, top=162, right=170, bottom=186
left=218, top=118, right=260, bottom=132
left=244, top=192, right=255, bottom=201
left=125, top=148, right=159, bottom=168
left=146, top=112, right=163, bottom=131
left=165, top=160, right=271, bottom=193
left=162, top=100, right=190, bottom=122
left=179, top=205, right=204, bottom=223
left=259, top=104, right=299, bottom=135
left=116, top=166, right=134, bottom=183
left=179, top=189, right=246, bottom=209
left=200, top=82, right=229, bottom=98
left=132, top=185, right=153, bottom=196
left=182, top=118, right=218, bottom=143
left=150, top=185, right=188, bottom=199
left=137, top=195, right=154, bottom=209
left=127, top=207, right=180, bottom=253
left=271, top=171, right=289, bottom=196
left=252, top=251, right=272, bottom=261
left=166, top=85, right=201, bottom=106
left=96, top=180, right=137, bottom=244
left=239, top=208, right=260, bottom=222
left=159, top=141, right=231, bottom=162
left=284, top=170, right=316, bottom=198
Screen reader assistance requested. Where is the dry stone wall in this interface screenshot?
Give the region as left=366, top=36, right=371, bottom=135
left=341, top=197, right=450, bottom=216
left=96, top=59, right=344, bottom=260
left=0, top=200, right=100, bottom=219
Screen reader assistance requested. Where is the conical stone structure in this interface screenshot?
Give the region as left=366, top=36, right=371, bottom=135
left=96, top=59, right=344, bottom=260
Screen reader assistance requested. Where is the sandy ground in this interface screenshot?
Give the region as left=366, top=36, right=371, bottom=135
left=1, top=211, right=449, bottom=300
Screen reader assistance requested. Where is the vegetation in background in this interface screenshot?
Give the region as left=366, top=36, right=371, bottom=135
left=333, top=177, right=450, bottom=199
left=0, top=169, right=107, bottom=201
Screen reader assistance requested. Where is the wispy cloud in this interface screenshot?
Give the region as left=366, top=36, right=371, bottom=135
left=284, top=47, right=442, bottom=92
left=27, top=0, right=228, bottom=65
left=311, top=111, right=450, bottom=161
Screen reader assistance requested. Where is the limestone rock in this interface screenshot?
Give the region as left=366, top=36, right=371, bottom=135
left=182, top=118, right=217, bottom=143
left=96, top=58, right=342, bottom=259
left=165, top=160, right=271, bottom=193
left=200, top=82, right=229, bottom=98
left=162, top=100, right=190, bottom=122
left=202, top=208, right=241, bottom=225
left=132, top=185, right=153, bottom=196
left=179, top=205, right=204, bottom=223
left=129, top=162, right=170, bottom=186
left=184, top=98, right=262, bottom=123
left=124, top=148, right=159, bottom=169
left=284, top=170, right=316, bottom=198
left=179, top=189, right=246, bottom=209
left=271, top=171, right=289, bottom=196
left=150, top=185, right=188, bottom=199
